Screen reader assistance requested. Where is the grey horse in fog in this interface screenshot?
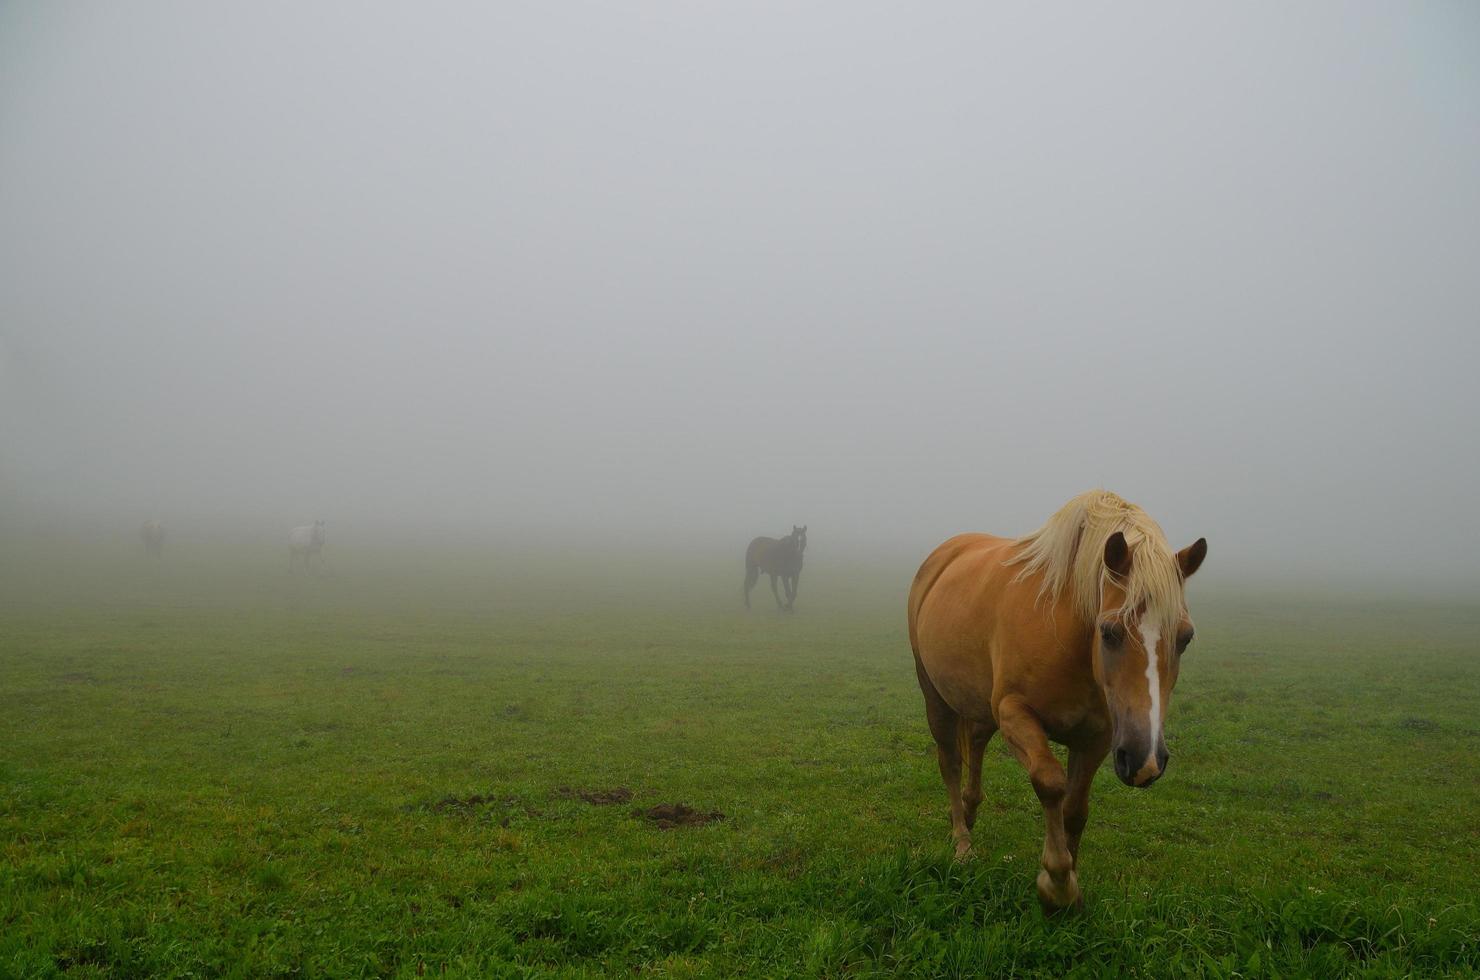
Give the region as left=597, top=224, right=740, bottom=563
left=141, top=520, right=165, bottom=559
left=288, top=520, right=327, bottom=573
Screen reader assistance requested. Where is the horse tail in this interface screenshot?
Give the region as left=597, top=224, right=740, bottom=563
left=956, top=715, right=972, bottom=764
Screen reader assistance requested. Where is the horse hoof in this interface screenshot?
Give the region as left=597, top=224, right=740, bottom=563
left=1036, top=869, right=1081, bottom=914
left=952, top=838, right=973, bottom=862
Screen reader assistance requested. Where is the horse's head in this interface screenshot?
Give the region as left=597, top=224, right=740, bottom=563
left=792, top=525, right=807, bottom=554
left=1091, top=531, right=1206, bottom=788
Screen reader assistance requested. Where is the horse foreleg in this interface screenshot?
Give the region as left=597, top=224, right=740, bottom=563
left=998, top=696, right=1080, bottom=913
left=769, top=574, right=784, bottom=611
left=1064, top=739, right=1109, bottom=869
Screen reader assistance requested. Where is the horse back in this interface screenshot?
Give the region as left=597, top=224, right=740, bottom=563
left=746, top=536, right=783, bottom=570
left=908, top=534, right=1011, bottom=647
left=908, top=533, right=1030, bottom=721
left=911, top=532, right=1093, bottom=728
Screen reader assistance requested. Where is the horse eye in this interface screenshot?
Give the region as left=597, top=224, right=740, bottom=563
left=1176, top=630, right=1194, bottom=654
left=1099, top=622, right=1122, bottom=646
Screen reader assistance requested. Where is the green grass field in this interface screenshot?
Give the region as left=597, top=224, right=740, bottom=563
left=2, top=545, right=1478, bottom=977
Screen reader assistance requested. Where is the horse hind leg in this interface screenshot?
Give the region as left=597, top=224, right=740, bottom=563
left=963, top=721, right=997, bottom=831
left=915, top=655, right=972, bottom=859
left=769, top=573, right=785, bottom=612
left=744, top=563, right=758, bottom=609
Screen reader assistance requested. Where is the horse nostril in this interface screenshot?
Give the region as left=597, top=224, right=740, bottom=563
left=1114, top=747, right=1132, bottom=780
left=1157, top=747, right=1170, bottom=774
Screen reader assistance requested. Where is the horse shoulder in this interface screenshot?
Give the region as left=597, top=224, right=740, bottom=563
left=985, top=562, right=1099, bottom=734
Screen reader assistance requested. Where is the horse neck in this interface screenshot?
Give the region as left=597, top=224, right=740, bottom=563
left=1017, top=564, right=1094, bottom=646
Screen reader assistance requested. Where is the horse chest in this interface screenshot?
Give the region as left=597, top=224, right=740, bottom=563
left=990, top=654, right=1106, bottom=741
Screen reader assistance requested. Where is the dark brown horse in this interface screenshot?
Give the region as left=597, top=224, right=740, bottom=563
left=744, top=525, right=807, bottom=611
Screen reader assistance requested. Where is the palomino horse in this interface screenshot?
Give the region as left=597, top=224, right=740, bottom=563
left=744, top=525, right=807, bottom=611
left=140, top=520, right=165, bottom=559
left=288, top=520, right=327, bottom=573
left=908, top=490, right=1205, bottom=911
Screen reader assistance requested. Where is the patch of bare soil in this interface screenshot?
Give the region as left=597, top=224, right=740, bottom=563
left=635, top=803, right=724, bottom=829
left=427, top=793, right=506, bottom=813
left=556, top=786, right=634, bottom=805
left=411, top=794, right=542, bottom=825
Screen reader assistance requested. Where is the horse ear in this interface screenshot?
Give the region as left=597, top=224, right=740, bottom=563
left=1177, top=538, right=1207, bottom=580
left=1103, top=531, right=1131, bottom=577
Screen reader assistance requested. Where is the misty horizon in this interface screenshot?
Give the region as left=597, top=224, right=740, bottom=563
left=4, top=3, right=1479, bottom=592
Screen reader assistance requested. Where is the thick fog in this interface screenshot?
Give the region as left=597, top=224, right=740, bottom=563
left=3, top=3, right=1478, bottom=589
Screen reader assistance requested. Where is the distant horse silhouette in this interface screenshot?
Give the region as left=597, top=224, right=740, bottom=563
left=744, top=525, right=807, bottom=612
left=288, top=520, right=327, bottom=574
left=140, top=520, right=165, bottom=559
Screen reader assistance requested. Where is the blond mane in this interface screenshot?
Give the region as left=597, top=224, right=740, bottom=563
left=1006, top=489, right=1186, bottom=636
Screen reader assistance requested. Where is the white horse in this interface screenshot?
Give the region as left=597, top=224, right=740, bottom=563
left=288, top=520, right=327, bottom=573
left=140, top=520, right=165, bottom=559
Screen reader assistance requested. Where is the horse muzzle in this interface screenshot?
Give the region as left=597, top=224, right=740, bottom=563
left=1113, top=740, right=1169, bottom=788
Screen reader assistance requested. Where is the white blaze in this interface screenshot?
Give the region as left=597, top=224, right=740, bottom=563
left=1139, top=620, right=1162, bottom=768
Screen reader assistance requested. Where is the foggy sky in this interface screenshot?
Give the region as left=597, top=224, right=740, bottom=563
left=3, top=3, right=1479, bottom=588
